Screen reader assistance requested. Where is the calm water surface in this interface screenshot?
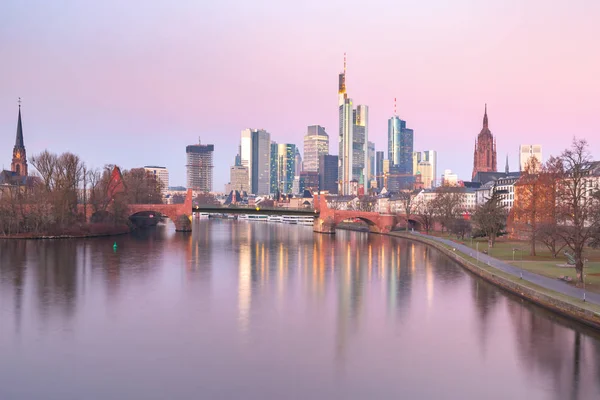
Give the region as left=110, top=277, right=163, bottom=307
left=1, top=220, right=600, bottom=400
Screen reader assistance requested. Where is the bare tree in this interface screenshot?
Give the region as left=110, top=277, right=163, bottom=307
left=554, top=138, right=600, bottom=284
left=397, top=191, right=416, bottom=229
left=414, top=198, right=436, bottom=234
left=122, top=168, right=164, bottom=204
left=471, top=189, right=507, bottom=247
left=512, top=157, right=557, bottom=256
left=432, top=186, right=464, bottom=233
left=538, top=223, right=567, bottom=258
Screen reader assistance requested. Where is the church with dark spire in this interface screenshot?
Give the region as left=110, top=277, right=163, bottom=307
left=472, top=104, right=497, bottom=179
left=1, top=101, right=33, bottom=187
left=11, top=102, right=28, bottom=176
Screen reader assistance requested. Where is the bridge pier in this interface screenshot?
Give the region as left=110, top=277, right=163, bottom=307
left=313, top=217, right=336, bottom=234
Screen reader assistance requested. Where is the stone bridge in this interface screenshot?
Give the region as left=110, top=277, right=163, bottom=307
left=81, top=189, right=194, bottom=232
left=313, top=194, right=411, bottom=234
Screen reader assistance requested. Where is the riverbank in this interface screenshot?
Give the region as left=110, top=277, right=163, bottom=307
left=0, top=224, right=131, bottom=240
left=390, top=231, right=600, bottom=330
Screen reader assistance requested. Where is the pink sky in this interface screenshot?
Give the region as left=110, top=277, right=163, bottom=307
left=1, top=0, right=599, bottom=188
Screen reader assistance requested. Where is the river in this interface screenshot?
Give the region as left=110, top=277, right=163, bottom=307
left=1, top=219, right=600, bottom=399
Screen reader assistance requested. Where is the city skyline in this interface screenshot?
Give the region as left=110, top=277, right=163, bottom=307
left=1, top=1, right=599, bottom=188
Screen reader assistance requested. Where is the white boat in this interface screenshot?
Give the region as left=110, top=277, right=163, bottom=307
left=198, top=213, right=210, bottom=219
left=268, top=215, right=283, bottom=223
left=297, top=216, right=315, bottom=226
left=238, top=214, right=249, bottom=220
left=248, top=215, right=268, bottom=221
left=282, top=215, right=314, bottom=226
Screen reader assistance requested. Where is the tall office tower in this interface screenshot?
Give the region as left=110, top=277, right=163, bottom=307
left=235, top=145, right=242, bottom=167
left=270, top=143, right=296, bottom=194
left=337, top=54, right=369, bottom=195
left=388, top=100, right=414, bottom=175
left=412, top=150, right=437, bottom=189
left=353, top=104, right=369, bottom=186
left=519, top=144, right=543, bottom=171
left=303, top=125, right=329, bottom=172
left=240, top=128, right=271, bottom=195
left=472, top=104, right=497, bottom=179
left=294, top=147, right=303, bottom=177
left=382, top=159, right=390, bottom=189
left=319, top=154, right=339, bottom=194
left=422, top=150, right=437, bottom=187
left=376, top=151, right=384, bottom=189
left=186, top=142, right=214, bottom=191
left=367, top=141, right=375, bottom=183
left=144, top=166, right=169, bottom=193
left=230, top=165, right=249, bottom=193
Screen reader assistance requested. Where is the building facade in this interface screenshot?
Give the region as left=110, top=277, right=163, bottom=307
left=472, top=104, right=497, bottom=179
left=270, top=143, right=296, bottom=194
left=519, top=144, right=543, bottom=171
left=299, top=171, right=319, bottom=193
left=319, top=154, right=338, bottom=194
left=229, top=165, right=249, bottom=193
left=388, top=114, right=413, bottom=175
left=186, top=142, right=214, bottom=191
left=376, top=151, right=384, bottom=190
left=302, top=125, right=328, bottom=172
left=337, top=55, right=368, bottom=195
left=144, top=166, right=169, bottom=193
left=367, top=141, right=375, bottom=185
left=413, top=150, right=437, bottom=189
left=241, top=128, right=271, bottom=195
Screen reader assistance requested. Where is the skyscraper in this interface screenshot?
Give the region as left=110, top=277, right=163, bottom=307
left=319, top=154, right=338, bottom=194
left=302, top=125, right=329, bottom=172
left=294, top=147, right=302, bottom=177
left=270, top=143, right=296, bottom=194
left=230, top=165, right=249, bottom=193
left=368, top=141, right=375, bottom=185
left=186, top=142, right=214, bottom=191
left=376, top=151, right=384, bottom=189
left=337, top=55, right=368, bottom=195
left=472, top=104, right=497, bottom=179
left=519, top=144, right=543, bottom=171
left=388, top=102, right=414, bottom=175
left=240, top=128, right=271, bottom=195
left=353, top=104, right=369, bottom=186
left=413, top=150, right=437, bottom=188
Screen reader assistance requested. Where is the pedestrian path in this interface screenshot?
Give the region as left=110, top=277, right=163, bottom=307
left=410, top=232, right=600, bottom=306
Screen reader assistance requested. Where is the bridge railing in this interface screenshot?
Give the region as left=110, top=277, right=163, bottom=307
left=192, top=205, right=317, bottom=213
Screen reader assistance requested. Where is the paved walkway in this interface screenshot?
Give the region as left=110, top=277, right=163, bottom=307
left=408, top=232, right=600, bottom=306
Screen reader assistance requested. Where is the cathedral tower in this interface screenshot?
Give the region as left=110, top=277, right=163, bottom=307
left=472, top=104, right=496, bottom=179
left=11, top=101, right=28, bottom=177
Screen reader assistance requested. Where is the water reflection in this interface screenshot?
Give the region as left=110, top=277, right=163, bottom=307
left=1, top=220, right=600, bottom=399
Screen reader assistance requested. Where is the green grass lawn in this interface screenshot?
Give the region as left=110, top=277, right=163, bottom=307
left=429, top=232, right=600, bottom=293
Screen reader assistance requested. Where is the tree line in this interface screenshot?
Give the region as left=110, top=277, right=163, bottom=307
left=404, top=138, right=599, bottom=285
left=0, top=150, right=164, bottom=236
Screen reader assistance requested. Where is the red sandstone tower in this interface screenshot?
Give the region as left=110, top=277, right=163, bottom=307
left=472, top=104, right=497, bottom=179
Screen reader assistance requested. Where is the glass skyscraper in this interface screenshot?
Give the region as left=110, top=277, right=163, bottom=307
left=388, top=115, right=414, bottom=175
left=270, top=143, right=296, bottom=194
left=240, top=128, right=271, bottom=195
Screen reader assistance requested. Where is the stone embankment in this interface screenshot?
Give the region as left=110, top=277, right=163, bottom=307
left=390, top=232, right=600, bottom=331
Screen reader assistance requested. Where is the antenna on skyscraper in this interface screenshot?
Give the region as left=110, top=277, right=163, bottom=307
left=394, top=97, right=397, bottom=116
left=198, top=137, right=201, bottom=145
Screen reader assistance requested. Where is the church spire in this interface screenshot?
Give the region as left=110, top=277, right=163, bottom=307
left=15, top=98, right=24, bottom=148
left=483, top=103, right=488, bottom=129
